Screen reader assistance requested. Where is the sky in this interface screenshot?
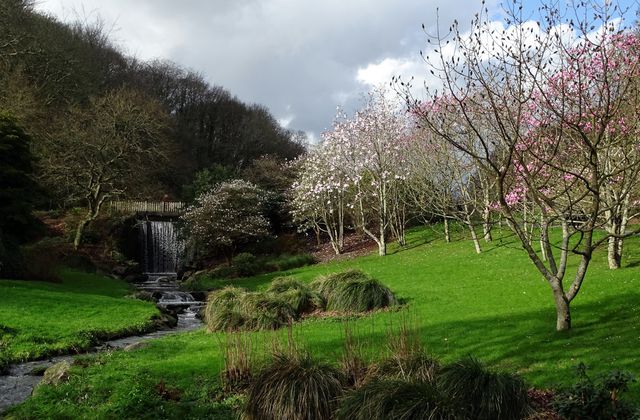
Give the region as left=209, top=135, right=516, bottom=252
left=34, top=0, right=637, bottom=141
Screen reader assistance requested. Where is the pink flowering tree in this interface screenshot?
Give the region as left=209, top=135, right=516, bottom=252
left=405, top=0, right=640, bottom=330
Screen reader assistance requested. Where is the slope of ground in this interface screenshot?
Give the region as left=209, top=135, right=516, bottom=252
left=6, top=227, right=640, bottom=418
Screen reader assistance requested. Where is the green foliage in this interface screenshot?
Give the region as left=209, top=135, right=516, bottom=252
left=552, top=363, right=637, bottom=419
left=18, top=237, right=68, bottom=282
left=312, top=269, right=398, bottom=313
left=371, top=351, right=440, bottom=384
left=182, top=164, right=234, bottom=202
left=335, top=379, right=457, bottom=420
left=220, top=332, right=256, bottom=393
left=264, top=254, right=316, bottom=272
left=233, top=252, right=260, bottom=277
left=267, top=277, right=324, bottom=314
left=244, top=353, right=344, bottom=420
left=438, top=356, right=531, bottom=420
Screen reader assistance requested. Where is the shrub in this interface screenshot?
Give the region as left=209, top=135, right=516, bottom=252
left=438, top=356, right=531, bottom=420
left=551, top=363, right=637, bottom=419
left=335, top=379, right=457, bottom=420
left=370, top=351, right=440, bottom=384
left=205, top=287, right=247, bottom=332
left=265, top=254, right=316, bottom=272
left=233, top=252, right=262, bottom=277
left=244, top=353, right=344, bottom=420
left=207, top=265, right=238, bottom=279
left=267, top=277, right=324, bottom=314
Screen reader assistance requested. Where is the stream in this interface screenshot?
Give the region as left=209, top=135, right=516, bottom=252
left=0, top=276, right=204, bottom=413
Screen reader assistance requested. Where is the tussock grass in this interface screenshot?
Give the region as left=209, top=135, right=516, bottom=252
left=220, top=332, right=256, bottom=392
left=243, top=352, right=344, bottom=420
left=335, top=379, right=457, bottom=420
left=267, top=277, right=323, bottom=314
left=311, top=269, right=397, bottom=313
left=438, top=356, right=531, bottom=420
left=205, top=287, right=297, bottom=332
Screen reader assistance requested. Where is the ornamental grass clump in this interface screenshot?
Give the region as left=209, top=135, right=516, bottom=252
left=311, top=270, right=397, bottom=313
left=438, top=356, right=531, bottom=420
left=243, top=352, right=344, bottom=420
left=239, top=292, right=298, bottom=331
left=267, top=277, right=324, bottom=314
left=205, top=287, right=297, bottom=332
left=205, top=287, right=247, bottom=332
left=335, top=379, right=457, bottom=420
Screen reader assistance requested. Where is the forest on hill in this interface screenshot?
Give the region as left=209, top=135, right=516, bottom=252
left=0, top=0, right=305, bottom=270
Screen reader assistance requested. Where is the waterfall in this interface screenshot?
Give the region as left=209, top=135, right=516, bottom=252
left=140, top=220, right=182, bottom=275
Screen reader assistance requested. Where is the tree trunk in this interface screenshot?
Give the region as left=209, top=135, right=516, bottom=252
left=607, top=236, right=621, bottom=270
left=467, top=221, right=481, bottom=254
left=552, top=287, right=571, bottom=331
left=482, top=205, right=492, bottom=242
left=73, top=217, right=90, bottom=250
left=444, top=218, right=451, bottom=243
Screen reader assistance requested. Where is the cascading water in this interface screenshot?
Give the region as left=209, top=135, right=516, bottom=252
left=137, top=219, right=203, bottom=329
left=140, top=220, right=182, bottom=275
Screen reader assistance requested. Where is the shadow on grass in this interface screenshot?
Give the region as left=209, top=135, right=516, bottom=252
left=300, top=293, right=640, bottom=399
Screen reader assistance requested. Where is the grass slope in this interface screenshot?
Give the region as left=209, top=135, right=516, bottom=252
left=0, top=269, right=159, bottom=364
left=6, top=227, right=640, bottom=418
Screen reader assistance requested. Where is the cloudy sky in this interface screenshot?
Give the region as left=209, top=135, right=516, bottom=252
left=34, top=0, right=634, bottom=141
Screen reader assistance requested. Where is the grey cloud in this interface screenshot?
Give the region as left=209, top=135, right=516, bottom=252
left=37, top=0, right=497, bottom=138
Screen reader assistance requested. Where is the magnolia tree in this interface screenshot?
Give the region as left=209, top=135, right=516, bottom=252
left=404, top=1, right=640, bottom=330
left=290, top=117, right=352, bottom=254
left=291, top=91, right=410, bottom=256
left=347, top=91, right=410, bottom=255
left=406, top=124, right=495, bottom=253
left=181, top=179, right=270, bottom=262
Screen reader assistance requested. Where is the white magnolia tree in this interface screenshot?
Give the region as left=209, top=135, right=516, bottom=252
left=291, top=90, right=411, bottom=256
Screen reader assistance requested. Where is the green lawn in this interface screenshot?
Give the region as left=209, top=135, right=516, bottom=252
left=5, top=228, right=640, bottom=418
left=0, top=269, right=159, bottom=366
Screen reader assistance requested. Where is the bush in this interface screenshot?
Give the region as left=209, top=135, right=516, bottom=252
left=234, top=252, right=262, bottom=277
left=311, top=270, right=397, bottom=313
left=206, top=265, right=238, bottom=279
left=438, top=356, right=531, bottom=420
left=265, top=254, right=316, bottom=272
left=19, top=237, right=67, bottom=282
left=335, top=379, right=457, bottom=420
left=267, top=277, right=324, bottom=314
left=205, top=287, right=247, bottom=332
left=244, top=353, right=344, bottom=420
left=551, top=363, right=637, bottom=419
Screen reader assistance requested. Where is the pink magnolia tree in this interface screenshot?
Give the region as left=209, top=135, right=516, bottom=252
left=405, top=0, right=640, bottom=331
